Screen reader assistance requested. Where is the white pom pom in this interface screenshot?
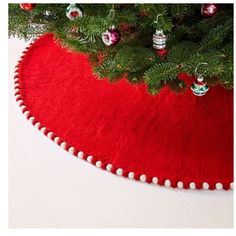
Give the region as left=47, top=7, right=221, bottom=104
left=216, top=183, right=223, bottom=190
left=116, top=168, right=123, bottom=176
left=34, top=122, right=40, bottom=129
left=106, top=164, right=112, bottom=171
left=87, top=155, right=93, bottom=163
left=47, top=132, right=53, bottom=139
left=29, top=117, right=35, bottom=123
left=15, top=94, right=20, bottom=99
left=128, top=172, right=134, bottom=179
left=202, top=182, right=209, bottom=190
left=24, top=111, right=30, bottom=116
left=164, top=179, right=171, bottom=187
left=152, top=177, right=158, bottom=184
left=20, top=105, right=26, bottom=110
left=96, top=161, right=102, bottom=168
left=140, top=174, right=146, bottom=182
left=69, top=147, right=75, bottom=154
left=54, top=137, right=60, bottom=143
left=60, top=142, right=66, bottom=149
left=17, top=100, right=23, bottom=105
left=14, top=88, right=20, bottom=93
left=189, top=182, right=196, bottom=189
left=77, top=151, right=84, bottom=159
left=177, top=181, right=183, bottom=189
left=230, top=182, right=234, bottom=190
left=40, top=127, right=46, bottom=134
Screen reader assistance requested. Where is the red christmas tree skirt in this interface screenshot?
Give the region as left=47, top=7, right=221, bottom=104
left=14, top=34, right=233, bottom=190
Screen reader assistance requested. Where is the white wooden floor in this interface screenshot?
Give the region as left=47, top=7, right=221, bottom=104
left=8, top=37, right=233, bottom=228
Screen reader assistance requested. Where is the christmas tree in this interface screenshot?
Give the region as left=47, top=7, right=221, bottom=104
left=8, top=3, right=233, bottom=95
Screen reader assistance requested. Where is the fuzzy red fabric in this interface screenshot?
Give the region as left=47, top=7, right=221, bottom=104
left=14, top=33, right=233, bottom=190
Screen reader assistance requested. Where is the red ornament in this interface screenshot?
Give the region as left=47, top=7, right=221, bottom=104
left=156, top=48, right=168, bottom=57
left=70, top=11, right=79, bottom=18
left=201, top=4, right=218, bottom=17
left=20, top=3, right=36, bottom=11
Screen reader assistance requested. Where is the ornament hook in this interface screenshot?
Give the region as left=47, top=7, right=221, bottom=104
left=108, top=8, right=116, bottom=19
left=154, top=14, right=163, bottom=31
left=195, top=62, right=208, bottom=76
left=154, top=14, right=162, bottom=24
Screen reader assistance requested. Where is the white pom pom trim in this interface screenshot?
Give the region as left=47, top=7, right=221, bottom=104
left=24, top=111, right=30, bottom=116
left=106, top=164, right=112, bottom=172
left=189, top=182, right=196, bottom=189
left=164, top=179, right=171, bottom=187
left=96, top=161, right=102, bottom=168
left=177, top=181, right=183, bottom=189
left=29, top=117, right=35, bottom=123
left=116, top=168, right=123, bottom=176
left=40, top=127, right=47, bottom=134
left=128, top=172, right=134, bottom=179
left=216, top=183, right=223, bottom=190
left=152, top=177, right=158, bottom=184
left=60, top=142, right=66, bottom=149
left=13, top=39, right=234, bottom=191
left=87, top=155, right=93, bottom=163
left=34, top=122, right=40, bottom=129
left=69, top=147, right=75, bottom=154
left=77, top=151, right=84, bottom=159
left=202, top=182, right=209, bottom=190
left=47, top=132, right=53, bottom=139
left=140, top=174, right=146, bottom=182
left=54, top=137, right=60, bottom=143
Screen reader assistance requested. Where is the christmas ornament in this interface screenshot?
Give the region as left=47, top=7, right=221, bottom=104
left=191, top=75, right=209, bottom=96
left=153, top=14, right=166, bottom=50
left=20, top=3, right=36, bottom=11
left=156, top=48, right=168, bottom=57
left=201, top=4, right=218, bottom=17
left=153, top=30, right=166, bottom=49
left=66, top=4, right=83, bottom=20
left=191, top=63, right=209, bottom=96
left=102, top=26, right=121, bottom=46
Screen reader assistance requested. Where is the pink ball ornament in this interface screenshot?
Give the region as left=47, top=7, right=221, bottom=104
left=102, top=26, right=121, bottom=46
left=201, top=4, right=218, bottom=17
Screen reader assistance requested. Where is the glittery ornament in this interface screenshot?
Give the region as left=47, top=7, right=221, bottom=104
left=102, top=26, right=121, bottom=46
left=201, top=4, right=218, bottom=17
left=153, top=30, right=166, bottom=49
left=191, top=75, right=209, bottom=96
left=20, top=3, right=36, bottom=11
